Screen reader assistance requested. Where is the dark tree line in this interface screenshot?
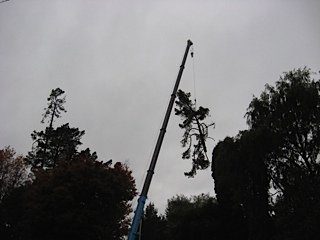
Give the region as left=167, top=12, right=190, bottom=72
left=0, top=88, right=136, bottom=240
left=140, top=194, right=222, bottom=240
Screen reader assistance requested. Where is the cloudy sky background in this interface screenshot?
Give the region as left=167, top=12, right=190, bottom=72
left=1, top=0, right=320, bottom=213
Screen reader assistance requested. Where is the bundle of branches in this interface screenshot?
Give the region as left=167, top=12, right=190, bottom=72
left=175, top=89, right=214, bottom=177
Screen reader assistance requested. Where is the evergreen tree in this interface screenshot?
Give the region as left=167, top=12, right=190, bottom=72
left=141, top=203, right=167, bottom=240
left=212, top=130, right=274, bottom=240
left=27, top=123, right=85, bottom=168
left=26, top=88, right=84, bottom=169
left=41, top=88, right=66, bottom=129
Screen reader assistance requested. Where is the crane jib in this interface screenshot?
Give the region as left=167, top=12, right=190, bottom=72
left=128, top=40, right=193, bottom=240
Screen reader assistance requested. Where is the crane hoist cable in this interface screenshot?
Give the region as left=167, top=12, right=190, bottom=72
left=190, top=45, right=197, bottom=109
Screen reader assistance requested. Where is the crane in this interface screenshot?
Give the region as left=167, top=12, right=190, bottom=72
left=128, top=40, right=193, bottom=240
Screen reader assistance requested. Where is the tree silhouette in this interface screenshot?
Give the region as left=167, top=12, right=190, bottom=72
left=212, top=130, right=274, bottom=240
left=212, top=68, right=320, bottom=240
left=1, top=151, right=136, bottom=240
left=26, top=88, right=85, bottom=169
left=165, top=194, right=222, bottom=240
left=175, top=89, right=214, bottom=177
left=246, top=68, right=320, bottom=196
left=246, top=68, right=320, bottom=240
left=0, top=147, right=29, bottom=201
left=27, top=123, right=85, bottom=169
left=41, top=88, right=66, bottom=129
left=141, top=203, right=167, bottom=240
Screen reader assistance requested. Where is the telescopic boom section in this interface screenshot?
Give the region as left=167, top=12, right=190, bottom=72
left=128, top=40, right=193, bottom=240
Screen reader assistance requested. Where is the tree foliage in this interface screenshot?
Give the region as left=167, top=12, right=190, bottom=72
left=212, top=130, right=274, bottom=240
left=1, top=151, right=136, bottom=240
left=165, top=194, right=222, bottom=240
left=26, top=88, right=85, bottom=169
left=246, top=68, right=320, bottom=186
left=175, top=89, right=214, bottom=177
left=141, top=203, right=167, bottom=240
left=41, top=88, right=66, bottom=128
left=0, top=147, right=29, bottom=201
left=245, top=68, right=320, bottom=240
left=212, top=67, right=320, bottom=240
left=27, top=123, right=85, bottom=169
left=246, top=68, right=320, bottom=201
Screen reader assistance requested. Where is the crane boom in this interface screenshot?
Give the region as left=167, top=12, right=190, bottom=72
left=128, top=40, right=193, bottom=240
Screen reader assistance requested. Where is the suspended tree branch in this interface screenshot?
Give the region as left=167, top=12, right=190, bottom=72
left=175, top=89, right=214, bottom=177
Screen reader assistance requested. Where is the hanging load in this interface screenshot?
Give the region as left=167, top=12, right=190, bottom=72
left=175, top=89, right=214, bottom=177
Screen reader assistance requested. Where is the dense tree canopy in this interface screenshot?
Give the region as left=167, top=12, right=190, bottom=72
left=0, top=147, right=29, bottom=201
left=141, top=203, right=167, bottom=240
left=0, top=147, right=29, bottom=238
left=245, top=68, right=320, bottom=240
left=27, top=123, right=85, bottom=169
left=212, top=67, right=320, bottom=240
left=165, top=194, right=222, bottom=240
left=1, top=150, right=136, bottom=240
left=246, top=68, right=320, bottom=191
left=212, top=130, right=273, bottom=240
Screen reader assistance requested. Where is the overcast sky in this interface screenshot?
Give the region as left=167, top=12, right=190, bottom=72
left=1, top=0, right=320, bottom=213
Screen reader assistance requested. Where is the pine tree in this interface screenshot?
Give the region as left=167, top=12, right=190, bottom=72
left=27, top=88, right=84, bottom=169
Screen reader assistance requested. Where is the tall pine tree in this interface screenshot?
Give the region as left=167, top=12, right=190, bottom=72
left=27, top=88, right=84, bottom=169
